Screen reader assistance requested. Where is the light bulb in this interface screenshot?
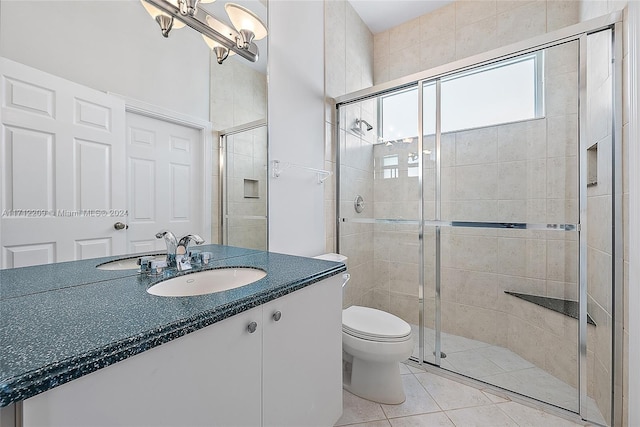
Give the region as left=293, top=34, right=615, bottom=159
left=224, top=3, right=267, bottom=41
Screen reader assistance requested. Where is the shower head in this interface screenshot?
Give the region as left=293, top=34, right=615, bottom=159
left=355, top=118, right=373, bottom=132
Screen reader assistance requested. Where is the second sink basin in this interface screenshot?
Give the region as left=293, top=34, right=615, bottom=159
left=147, top=267, right=267, bottom=297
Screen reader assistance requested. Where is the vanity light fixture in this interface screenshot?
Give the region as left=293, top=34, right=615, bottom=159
left=140, top=0, right=267, bottom=64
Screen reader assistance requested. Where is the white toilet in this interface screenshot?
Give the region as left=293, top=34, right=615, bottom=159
left=342, top=305, right=413, bottom=404
left=313, top=253, right=414, bottom=405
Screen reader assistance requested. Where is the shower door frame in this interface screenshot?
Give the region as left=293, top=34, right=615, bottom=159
left=335, top=11, right=623, bottom=425
left=218, top=119, right=269, bottom=249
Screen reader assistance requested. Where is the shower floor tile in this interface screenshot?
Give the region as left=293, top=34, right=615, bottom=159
left=409, top=325, right=607, bottom=425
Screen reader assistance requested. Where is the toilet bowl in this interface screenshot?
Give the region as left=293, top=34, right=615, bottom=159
left=342, top=305, right=413, bottom=404
left=312, top=254, right=413, bottom=404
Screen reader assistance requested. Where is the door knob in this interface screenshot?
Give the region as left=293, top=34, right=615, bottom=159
left=247, top=321, right=258, bottom=333
left=273, top=311, right=282, bottom=322
left=113, top=222, right=128, bottom=230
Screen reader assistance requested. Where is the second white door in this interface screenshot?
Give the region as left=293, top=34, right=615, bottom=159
left=125, top=112, right=205, bottom=253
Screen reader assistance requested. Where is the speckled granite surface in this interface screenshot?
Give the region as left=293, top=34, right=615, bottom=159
left=0, top=246, right=346, bottom=407
left=0, top=245, right=260, bottom=300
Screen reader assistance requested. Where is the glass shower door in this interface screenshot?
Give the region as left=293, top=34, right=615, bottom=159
left=338, top=90, right=424, bottom=359
left=432, top=41, right=581, bottom=413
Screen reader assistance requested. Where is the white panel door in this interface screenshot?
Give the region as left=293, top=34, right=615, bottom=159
left=126, top=112, right=204, bottom=253
left=0, top=57, right=127, bottom=268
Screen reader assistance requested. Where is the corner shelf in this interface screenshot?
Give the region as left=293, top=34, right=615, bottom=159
left=504, top=291, right=596, bottom=326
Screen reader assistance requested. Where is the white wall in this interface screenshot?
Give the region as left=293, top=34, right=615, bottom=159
left=0, top=1, right=210, bottom=120
left=268, top=0, right=325, bottom=256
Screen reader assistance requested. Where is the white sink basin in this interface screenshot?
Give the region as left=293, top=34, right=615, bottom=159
left=97, top=254, right=166, bottom=271
left=147, top=267, right=267, bottom=297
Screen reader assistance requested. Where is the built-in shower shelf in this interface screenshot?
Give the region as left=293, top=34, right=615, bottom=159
left=504, top=291, right=596, bottom=326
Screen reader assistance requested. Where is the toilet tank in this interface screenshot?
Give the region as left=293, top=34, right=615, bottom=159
left=313, top=253, right=348, bottom=269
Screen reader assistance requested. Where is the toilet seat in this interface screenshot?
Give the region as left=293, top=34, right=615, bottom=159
left=343, top=306, right=411, bottom=343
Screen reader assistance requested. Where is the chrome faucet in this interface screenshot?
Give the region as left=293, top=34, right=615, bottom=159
left=176, top=234, right=205, bottom=271
left=155, top=231, right=204, bottom=270
left=155, top=230, right=178, bottom=268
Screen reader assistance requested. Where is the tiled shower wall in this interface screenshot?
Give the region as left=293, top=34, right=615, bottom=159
left=372, top=1, right=580, bottom=85
left=324, top=0, right=374, bottom=307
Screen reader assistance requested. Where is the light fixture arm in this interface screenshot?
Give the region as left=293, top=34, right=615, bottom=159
left=142, top=0, right=260, bottom=63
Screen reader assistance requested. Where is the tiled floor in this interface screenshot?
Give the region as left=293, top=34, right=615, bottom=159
left=335, top=363, right=593, bottom=427
left=413, top=326, right=606, bottom=425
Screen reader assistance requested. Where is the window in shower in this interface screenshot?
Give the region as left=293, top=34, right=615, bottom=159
left=378, top=87, right=418, bottom=144
left=441, top=52, right=543, bottom=132
left=378, top=53, right=543, bottom=142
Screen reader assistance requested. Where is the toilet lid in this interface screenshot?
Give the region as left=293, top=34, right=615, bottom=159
left=342, top=306, right=412, bottom=341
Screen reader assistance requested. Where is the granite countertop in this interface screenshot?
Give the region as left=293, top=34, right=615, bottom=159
left=0, top=245, right=346, bottom=407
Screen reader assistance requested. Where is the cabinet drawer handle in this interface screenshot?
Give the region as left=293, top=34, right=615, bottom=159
left=247, top=321, right=258, bottom=333
left=272, top=311, right=282, bottom=322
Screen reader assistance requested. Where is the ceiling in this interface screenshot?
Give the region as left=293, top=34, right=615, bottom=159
left=348, top=0, right=454, bottom=34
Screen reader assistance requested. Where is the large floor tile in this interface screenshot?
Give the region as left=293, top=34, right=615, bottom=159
left=444, top=349, right=506, bottom=377
left=335, top=390, right=387, bottom=426
left=388, top=412, right=455, bottom=427
left=445, top=405, right=519, bottom=426
left=414, top=371, right=492, bottom=411
left=473, top=344, right=534, bottom=372
left=381, top=374, right=441, bottom=418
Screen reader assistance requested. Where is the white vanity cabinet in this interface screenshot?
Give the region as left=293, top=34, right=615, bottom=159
left=20, top=275, right=343, bottom=427
left=262, top=275, right=343, bottom=426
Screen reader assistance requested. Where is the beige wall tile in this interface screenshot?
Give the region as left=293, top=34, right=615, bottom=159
left=455, top=164, right=498, bottom=200
left=455, top=16, right=498, bottom=59
left=547, top=1, right=580, bottom=31
left=389, top=46, right=422, bottom=81
left=496, top=119, right=547, bottom=162
left=455, top=127, right=498, bottom=166
left=497, top=1, right=547, bottom=45
left=546, top=115, right=578, bottom=158
left=456, top=0, right=497, bottom=27
left=373, top=31, right=390, bottom=60
left=420, top=33, right=456, bottom=71
left=389, top=17, right=421, bottom=52
left=545, top=72, right=579, bottom=117
left=420, top=3, right=456, bottom=41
